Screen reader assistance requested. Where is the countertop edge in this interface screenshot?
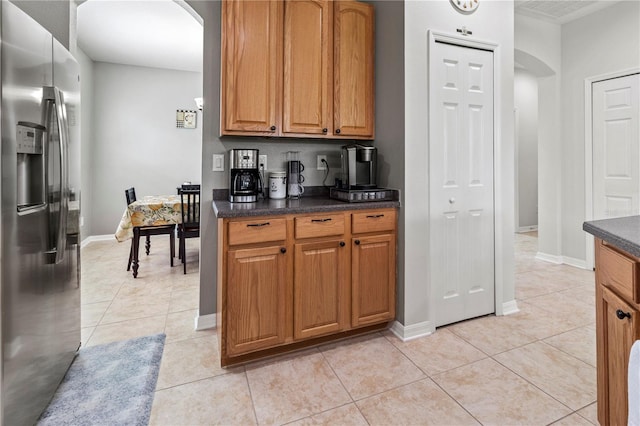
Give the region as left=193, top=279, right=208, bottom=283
left=212, top=198, right=401, bottom=218
left=583, top=216, right=640, bottom=258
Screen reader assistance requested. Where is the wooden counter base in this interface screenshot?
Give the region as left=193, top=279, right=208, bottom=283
left=220, top=322, right=389, bottom=368
left=217, top=208, right=397, bottom=367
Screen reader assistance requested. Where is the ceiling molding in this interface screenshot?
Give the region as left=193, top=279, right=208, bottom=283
left=515, top=0, right=622, bottom=24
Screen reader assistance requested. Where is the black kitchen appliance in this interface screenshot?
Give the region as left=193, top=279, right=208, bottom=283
left=331, top=144, right=399, bottom=202
left=229, top=149, right=263, bottom=202
left=341, top=144, right=377, bottom=189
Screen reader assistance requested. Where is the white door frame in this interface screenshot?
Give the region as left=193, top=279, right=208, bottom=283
left=427, top=30, right=509, bottom=322
left=584, top=68, right=640, bottom=270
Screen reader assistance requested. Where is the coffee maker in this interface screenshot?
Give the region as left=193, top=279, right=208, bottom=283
left=229, top=149, right=263, bottom=202
left=341, top=144, right=377, bottom=189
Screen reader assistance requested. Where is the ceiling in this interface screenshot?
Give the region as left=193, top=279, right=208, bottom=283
left=76, top=0, right=203, bottom=73
left=76, top=0, right=620, bottom=73
left=514, top=0, right=622, bottom=24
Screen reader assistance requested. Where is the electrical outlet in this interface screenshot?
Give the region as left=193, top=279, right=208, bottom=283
left=212, top=154, right=224, bottom=171
left=259, top=155, right=267, bottom=171
left=317, top=155, right=327, bottom=170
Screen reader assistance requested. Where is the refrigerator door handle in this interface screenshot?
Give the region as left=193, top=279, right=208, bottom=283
left=43, top=86, right=69, bottom=264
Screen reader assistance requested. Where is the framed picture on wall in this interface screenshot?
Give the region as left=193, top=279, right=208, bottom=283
left=183, top=111, right=197, bottom=128
left=176, top=109, right=197, bottom=129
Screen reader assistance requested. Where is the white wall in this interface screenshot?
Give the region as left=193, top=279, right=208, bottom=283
left=404, top=0, right=515, bottom=332
left=90, top=62, right=202, bottom=235
left=77, top=48, right=94, bottom=239
left=515, top=69, right=538, bottom=229
left=561, top=1, right=640, bottom=261
left=514, top=14, right=561, bottom=258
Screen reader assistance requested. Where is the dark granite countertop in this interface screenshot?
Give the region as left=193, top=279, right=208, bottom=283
left=212, top=194, right=400, bottom=218
left=583, top=215, right=640, bottom=258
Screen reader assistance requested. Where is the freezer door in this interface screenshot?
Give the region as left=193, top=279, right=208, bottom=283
left=1, top=3, right=80, bottom=426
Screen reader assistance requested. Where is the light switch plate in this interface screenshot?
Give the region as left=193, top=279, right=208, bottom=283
left=212, top=154, right=224, bottom=171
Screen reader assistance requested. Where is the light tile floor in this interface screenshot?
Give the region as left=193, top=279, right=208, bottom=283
left=81, top=232, right=598, bottom=425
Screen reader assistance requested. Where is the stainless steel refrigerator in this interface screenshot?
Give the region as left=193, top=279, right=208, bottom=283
left=0, top=2, right=81, bottom=425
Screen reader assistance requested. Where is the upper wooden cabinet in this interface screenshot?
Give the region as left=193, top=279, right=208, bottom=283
left=221, top=1, right=282, bottom=134
left=220, top=0, right=374, bottom=140
left=334, top=1, right=375, bottom=138
left=283, top=0, right=332, bottom=136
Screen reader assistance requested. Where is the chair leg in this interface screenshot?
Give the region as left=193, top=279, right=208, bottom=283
left=127, top=241, right=134, bottom=271
left=132, top=228, right=141, bottom=278
left=145, top=235, right=151, bottom=255
left=169, top=228, right=175, bottom=267
left=181, top=235, right=187, bottom=274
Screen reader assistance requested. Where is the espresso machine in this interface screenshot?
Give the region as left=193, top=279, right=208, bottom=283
left=229, top=149, right=263, bottom=202
left=341, top=144, right=377, bottom=189
left=330, top=144, right=397, bottom=202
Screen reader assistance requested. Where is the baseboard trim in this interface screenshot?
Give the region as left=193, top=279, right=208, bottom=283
left=501, top=300, right=520, bottom=315
left=517, top=225, right=538, bottom=233
left=535, top=252, right=563, bottom=264
left=562, top=256, right=589, bottom=270
left=196, top=313, right=216, bottom=330
left=389, top=320, right=433, bottom=342
left=536, top=252, right=589, bottom=270
left=81, top=234, right=116, bottom=248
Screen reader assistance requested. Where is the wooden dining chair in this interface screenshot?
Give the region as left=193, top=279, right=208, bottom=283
left=178, top=186, right=200, bottom=274
left=125, top=187, right=176, bottom=275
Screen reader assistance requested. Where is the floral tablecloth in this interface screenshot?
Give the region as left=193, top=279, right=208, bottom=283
left=115, top=195, right=184, bottom=242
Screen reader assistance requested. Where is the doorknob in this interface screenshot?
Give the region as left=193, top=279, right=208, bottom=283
left=449, top=198, right=455, bottom=204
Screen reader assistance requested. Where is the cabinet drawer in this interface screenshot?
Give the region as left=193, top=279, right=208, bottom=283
left=352, top=210, right=397, bottom=234
left=599, top=242, right=639, bottom=303
left=294, top=214, right=345, bottom=239
left=228, top=218, right=287, bottom=245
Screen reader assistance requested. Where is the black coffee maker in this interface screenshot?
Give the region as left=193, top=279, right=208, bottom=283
left=229, top=149, right=263, bottom=202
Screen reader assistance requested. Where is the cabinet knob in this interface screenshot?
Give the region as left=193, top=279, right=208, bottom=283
left=270, top=125, right=276, bottom=131
left=354, top=239, right=360, bottom=245
left=340, top=241, right=345, bottom=247
left=335, top=128, right=341, bottom=134
left=322, top=128, right=328, bottom=133
left=280, top=247, right=286, bottom=254
left=616, top=309, right=631, bottom=320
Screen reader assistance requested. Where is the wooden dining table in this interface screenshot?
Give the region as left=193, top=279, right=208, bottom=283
left=115, top=194, right=191, bottom=277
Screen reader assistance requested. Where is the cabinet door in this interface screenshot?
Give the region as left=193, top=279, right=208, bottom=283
left=334, top=1, right=374, bottom=138
left=226, top=245, right=288, bottom=356
left=283, top=0, right=332, bottom=136
left=352, top=234, right=395, bottom=327
left=597, top=286, right=639, bottom=426
left=221, top=0, right=282, bottom=135
left=294, top=239, right=349, bottom=339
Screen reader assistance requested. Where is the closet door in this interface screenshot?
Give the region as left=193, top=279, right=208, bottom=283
left=592, top=73, right=640, bottom=220
left=429, top=41, right=495, bottom=327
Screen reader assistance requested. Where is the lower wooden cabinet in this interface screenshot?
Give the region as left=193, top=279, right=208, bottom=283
left=218, top=208, right=397, bottom=366
left=594, top=238, right=640, bottom=426
left=226, top=245, right=288, bottom=356
left=352, top=234, right=396, bottom=327
left=294, top=239, right=349, bottom=340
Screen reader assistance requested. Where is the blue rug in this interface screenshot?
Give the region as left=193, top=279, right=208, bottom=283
left=38, top=334, right=166, bottom=426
